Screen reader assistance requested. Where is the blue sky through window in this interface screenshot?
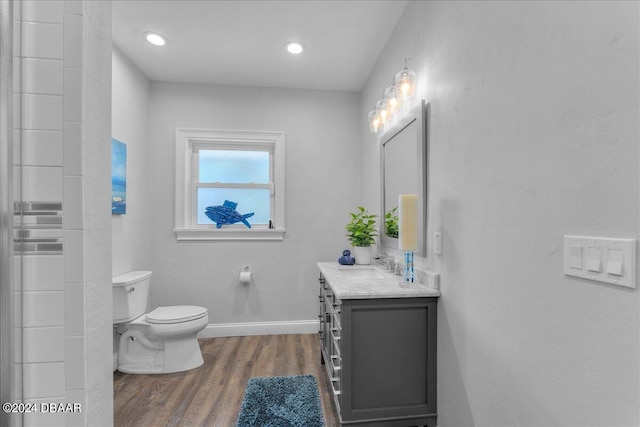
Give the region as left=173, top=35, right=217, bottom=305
left=199, top=150, right=269, bottom=183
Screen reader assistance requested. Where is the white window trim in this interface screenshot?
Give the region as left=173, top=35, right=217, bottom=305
left=174, top=128, right=285, bottom=241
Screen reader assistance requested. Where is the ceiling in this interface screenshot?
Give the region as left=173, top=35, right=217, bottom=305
left=112, top=0, right=408, bottom=92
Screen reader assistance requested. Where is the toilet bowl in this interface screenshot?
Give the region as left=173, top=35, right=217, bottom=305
left=113, top=271, right=208, bottom=374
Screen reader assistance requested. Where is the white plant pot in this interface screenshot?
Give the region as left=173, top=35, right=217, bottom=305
left=353, top=246, right=372, bottom=265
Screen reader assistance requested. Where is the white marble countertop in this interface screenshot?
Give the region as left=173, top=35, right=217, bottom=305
left=317, top=262, right=441, bottom=300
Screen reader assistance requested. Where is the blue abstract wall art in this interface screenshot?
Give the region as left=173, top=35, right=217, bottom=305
left=112, top=138, right=127, bottom=215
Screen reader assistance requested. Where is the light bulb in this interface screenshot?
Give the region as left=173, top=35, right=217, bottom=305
left=400, top=81, right=411, bottom=97
left=383, top=84, right=401, bottom=115
left=394, top=64, right=416, bottom=101
left=368, top=110, right=381, bottom=132
left=375, top=99, right=388, bottom=124
left=285, top=41, right=305, bottom=54
left=144, top=32, right=167, bottom=46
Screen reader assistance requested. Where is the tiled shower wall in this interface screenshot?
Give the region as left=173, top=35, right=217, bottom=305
left=13, top=1, right=112, bottom=426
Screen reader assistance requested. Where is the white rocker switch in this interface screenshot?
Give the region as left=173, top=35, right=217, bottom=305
left=564, top=235, right=635, bottom=289
left=569, top=245, right=583, bottom=269
left=586, top=247, right=602, bottom=272
left=607, top=249, right=624, bottom=276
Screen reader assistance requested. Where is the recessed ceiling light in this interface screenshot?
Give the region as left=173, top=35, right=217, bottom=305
left=284, top=41, right=305, bottom=55
left=144, top=32, right=167, bottom=46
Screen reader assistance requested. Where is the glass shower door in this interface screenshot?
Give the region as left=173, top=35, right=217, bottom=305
left=1, top=0, right=22, bottom=426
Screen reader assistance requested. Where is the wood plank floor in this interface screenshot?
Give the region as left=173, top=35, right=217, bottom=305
left=113, top=334, right=340, bottom=427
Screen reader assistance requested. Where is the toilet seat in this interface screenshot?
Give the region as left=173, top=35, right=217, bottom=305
left=145, top=305, right=207, bottom=324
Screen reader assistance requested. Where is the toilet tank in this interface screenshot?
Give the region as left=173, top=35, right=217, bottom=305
left=112, top=271, right=152, bottom=324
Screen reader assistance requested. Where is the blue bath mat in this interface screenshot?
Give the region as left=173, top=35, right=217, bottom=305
left=236, top=375, right=324, bottom=427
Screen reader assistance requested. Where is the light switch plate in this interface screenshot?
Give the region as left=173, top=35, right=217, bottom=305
left=434, top=231, right=442, bottom=256
left=564, top=236, right=636, bottom=289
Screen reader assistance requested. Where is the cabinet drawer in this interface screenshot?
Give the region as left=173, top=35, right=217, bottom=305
left=330, top=326, right=341, bottom=343
left=330, top=374, right=341, bottom=396
left=331, top=334, right=341, bottom=359
left=330, top=354, right=341, bottom=374
left=332, top=295, right=341, bottom=311
left=332, top=311, right=341, bottom=330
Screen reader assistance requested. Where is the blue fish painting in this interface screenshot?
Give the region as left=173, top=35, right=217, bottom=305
left=205, top=200, right=255, bottom=229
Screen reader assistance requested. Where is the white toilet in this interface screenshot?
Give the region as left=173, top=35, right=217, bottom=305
left=112, top=271, right=208, bottom=374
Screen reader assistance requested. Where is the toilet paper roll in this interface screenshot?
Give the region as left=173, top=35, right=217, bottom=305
left=239, top=271, right=252, bottom=284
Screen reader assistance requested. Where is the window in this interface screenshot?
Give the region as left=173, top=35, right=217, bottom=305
left=174, top=129, right=285, bottom=240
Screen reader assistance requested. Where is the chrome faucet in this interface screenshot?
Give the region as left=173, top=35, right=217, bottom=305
left=376, top=255, right=396, bottom=273
left=394, top=261, right=404, bottom=276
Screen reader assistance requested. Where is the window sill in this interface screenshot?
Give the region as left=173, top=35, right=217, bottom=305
left=174, top=228, right=286, bottom=241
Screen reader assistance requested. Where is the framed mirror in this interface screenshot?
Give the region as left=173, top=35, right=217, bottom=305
left=380, top=100, right=427, bottom=256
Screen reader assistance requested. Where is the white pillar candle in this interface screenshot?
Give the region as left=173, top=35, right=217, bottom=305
left=398, top=194, right=418, bottom=251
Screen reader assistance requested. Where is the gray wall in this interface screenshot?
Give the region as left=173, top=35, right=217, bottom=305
left=148, top=82, right=360, bottom=326
left=361, top=1, right=639, bottom=425
left=111, top=47, right=151, bottom=276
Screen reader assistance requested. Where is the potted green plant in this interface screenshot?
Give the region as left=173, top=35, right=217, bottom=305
left=345, top=206, right=378, bottom=265
left=385, top=207, right=398, bottom=238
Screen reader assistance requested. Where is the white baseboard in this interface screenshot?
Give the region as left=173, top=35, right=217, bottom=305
left=198, top=319, right=320, bottom=338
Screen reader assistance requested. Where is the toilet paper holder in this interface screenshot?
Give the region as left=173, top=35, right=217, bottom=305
left=239, top=265, right=252, bottom=284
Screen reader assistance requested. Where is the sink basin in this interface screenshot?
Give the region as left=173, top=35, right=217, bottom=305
left=338, top=268, right=388, bottom=280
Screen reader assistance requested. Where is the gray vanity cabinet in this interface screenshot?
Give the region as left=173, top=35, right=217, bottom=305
left=319, top=273, right=438, bottom=427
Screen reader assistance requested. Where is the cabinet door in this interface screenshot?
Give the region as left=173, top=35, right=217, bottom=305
left=341, top=298, right=437, bottom=423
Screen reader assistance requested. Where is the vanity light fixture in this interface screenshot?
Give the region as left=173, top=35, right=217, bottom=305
left=367, top=93, right=390, bottom=133
left=144, top=32, right=167, bottom=46
left=284, top=41, right=305, bottom=55
left=375, top=98, right=389, bottom=125
left=395, top=58, right=416, bottom=101
left=368, top=110, right=381, bottom=132
left=383, top=83, right=401, bottom=115
left=368, top=58, right=416, bottom=133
